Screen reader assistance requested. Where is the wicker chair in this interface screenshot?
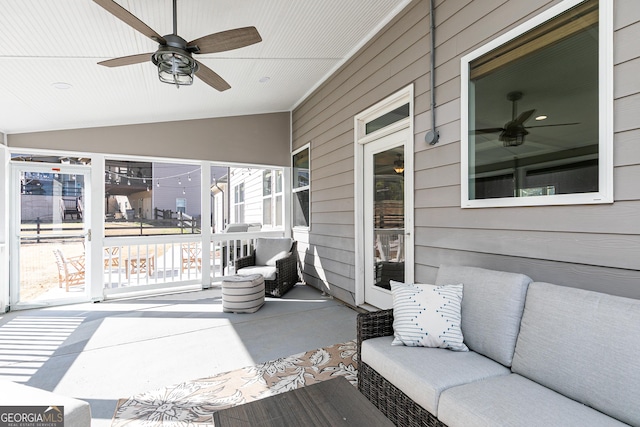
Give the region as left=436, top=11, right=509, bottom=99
left=235, top=238, right=299, bottom=297
left=357, top=309, right=446, bottom=427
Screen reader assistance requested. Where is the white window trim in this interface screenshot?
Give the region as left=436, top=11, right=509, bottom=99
left=460, top=0, right=613, bottom=208
left=292, top=144, right=310, bottom=230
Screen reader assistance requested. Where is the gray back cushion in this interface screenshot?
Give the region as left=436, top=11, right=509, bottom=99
left=512, top=282, right=640, bottom=426
left=255, top=237, right=293, bottom=266
left=435, top=265, right=531, bottom=367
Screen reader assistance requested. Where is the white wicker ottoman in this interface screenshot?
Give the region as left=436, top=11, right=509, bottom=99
left=222, top=274, right=265, bottom=313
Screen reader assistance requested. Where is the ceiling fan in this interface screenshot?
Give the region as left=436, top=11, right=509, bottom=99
left=93, top=0, right=262, bottom=91
left=473, top=91, right=579, bottom=147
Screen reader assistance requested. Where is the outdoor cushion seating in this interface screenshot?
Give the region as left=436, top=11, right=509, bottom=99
left=235, top=237, right=299, bottom=297
left=219, top=223, right=261, bottom=271
left=357, top=264, right=640, bottom=427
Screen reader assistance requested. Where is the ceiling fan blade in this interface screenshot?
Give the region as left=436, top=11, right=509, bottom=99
left=526, top=122, right=580, bottom=129
left=93, top=0, right=165, bottom=44
left=472, top=127, right=505, bottom=134
left=194, top=60, right=231, bottom=91
left=98, top=53, right=153, bottom=67
left=188, top=27, right=262, bottom=54
left=515, top=109, right=536, bottom=124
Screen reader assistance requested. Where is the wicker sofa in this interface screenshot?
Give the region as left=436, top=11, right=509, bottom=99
left=357, top=265, right=640, bottom=427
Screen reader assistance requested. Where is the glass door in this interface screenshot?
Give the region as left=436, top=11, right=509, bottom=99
left=364, top=129, right=411, bottom=309
left=11, top=163, right=91, bottom=309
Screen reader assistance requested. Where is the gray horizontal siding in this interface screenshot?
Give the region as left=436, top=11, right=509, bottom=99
left=293, top=0, right=429, bottom=301
left=416, top=246, right=640, bottom=299
left=419, top=227, right=640, bottom=270
left=294, top=0, right=640, bottom=304
left=415, top=202, right=640, bottom=234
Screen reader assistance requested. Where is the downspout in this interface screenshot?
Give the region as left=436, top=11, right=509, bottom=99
left=425, top=0, right=440, bottom=145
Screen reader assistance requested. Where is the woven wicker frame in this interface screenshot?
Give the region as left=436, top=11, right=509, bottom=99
left=235, top=241, right=299, bottom=298
left=357, top=309, right=447, bottom=427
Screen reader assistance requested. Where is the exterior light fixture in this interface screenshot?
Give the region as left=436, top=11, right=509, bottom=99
left=393, top=154, right=405, bottom=174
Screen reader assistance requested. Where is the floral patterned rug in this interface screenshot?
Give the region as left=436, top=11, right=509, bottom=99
left=111, top=340, right=358, bottom=426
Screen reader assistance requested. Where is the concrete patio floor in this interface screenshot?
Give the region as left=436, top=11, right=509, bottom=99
left=0, top=284, right=360, bottom=426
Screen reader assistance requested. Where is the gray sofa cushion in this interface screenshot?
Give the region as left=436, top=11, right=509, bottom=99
left=435, top=265, right=532, bottom=367
left=438, top=374, right=627, bottom=427
left=361, top=336, right=509, bottom=416
left=255, top=237, right=293, bottom=266
left=512, top=282, right=640, bottom=426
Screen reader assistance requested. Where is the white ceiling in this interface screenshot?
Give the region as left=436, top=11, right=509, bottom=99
left=0, top=0, right=412, bottom=134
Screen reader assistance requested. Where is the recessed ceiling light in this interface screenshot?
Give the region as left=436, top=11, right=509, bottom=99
left=259, top=76, right=271, bottom=84
left=535, top=115, right=547, bottom=121
left=52, top=82, right=72, bottom=90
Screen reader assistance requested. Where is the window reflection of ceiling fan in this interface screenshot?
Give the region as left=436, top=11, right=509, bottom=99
left=93, top=0, right=262, bottom=91
left=473, top=91, right=579, bottom=147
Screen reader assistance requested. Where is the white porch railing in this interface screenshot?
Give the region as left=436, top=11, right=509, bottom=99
left=103, top=230, right=285, bottom=297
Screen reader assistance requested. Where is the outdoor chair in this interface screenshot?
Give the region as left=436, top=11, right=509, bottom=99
left=181, top=243, right=202, bottom=273
left=103, top=246, right=120, bottom=270
left=220, top=223, right=260, bottom=272
left=53, top=249, right=85, bottom=291
left=235, top=237, right=299, bottom=297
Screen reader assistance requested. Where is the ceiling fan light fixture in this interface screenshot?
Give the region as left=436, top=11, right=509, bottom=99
left=152, top=46, right=198, bottom=88
left=501, top=130, right=526, bottom=147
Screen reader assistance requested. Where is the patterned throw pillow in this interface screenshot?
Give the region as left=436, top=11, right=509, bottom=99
left=391, top=281, right=468, bottom=351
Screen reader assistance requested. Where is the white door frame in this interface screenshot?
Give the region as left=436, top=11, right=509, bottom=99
left=10, top=162, right=93, bottom=309
left=354, top=85, right=414, bottom=308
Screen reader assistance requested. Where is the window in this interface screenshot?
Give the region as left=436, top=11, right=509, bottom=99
left=176, top=198, right=186, bottom=214
left=292, top=147, right=310, bottom=228
left=234, top=182, right=245, bottom=223
left=262, top=170, right=283, bottom=227
left=263, top=170, right=272, bottom=225
left=104, top=160, right=201, bottom=235
left=461, top=0, right=612, bottom=207
left=365, top=103, right=410, bottom=135
left=275, top=170, right=283, bottom=227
